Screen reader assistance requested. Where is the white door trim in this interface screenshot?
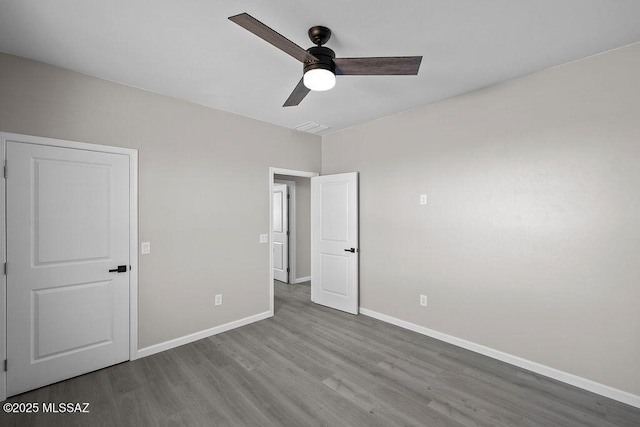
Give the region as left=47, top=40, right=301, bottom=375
left=0, top=132, right=139, bottom=402
left=269, top=168, right=318, bottom=315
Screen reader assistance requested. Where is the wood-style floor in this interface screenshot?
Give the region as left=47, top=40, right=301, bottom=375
left=2, top=281, right=639, bottom=426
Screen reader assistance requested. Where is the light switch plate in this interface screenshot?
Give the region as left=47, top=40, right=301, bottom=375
left=259, top=234, right=269, bottom=243
left=141, top=242, right=151, bottom=254
left=420, top=294, right=428, bottom=306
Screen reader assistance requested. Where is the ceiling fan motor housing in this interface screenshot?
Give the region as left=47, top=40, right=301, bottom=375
left=308, top=25, right=331, bottom=46
left=304, top=46, right=336, bottom=75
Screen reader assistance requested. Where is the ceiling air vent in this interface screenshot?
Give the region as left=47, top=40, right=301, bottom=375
left=294, top=122, right=329, bottom=134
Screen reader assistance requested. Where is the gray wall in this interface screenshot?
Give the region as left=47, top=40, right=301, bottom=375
left=322, top=43, right=640, bottom=395
left=275, top=175, right=311, bottom=280
left=0, top=52, right=321, bottom=349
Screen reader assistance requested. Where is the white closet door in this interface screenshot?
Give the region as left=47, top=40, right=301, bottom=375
left=6, top=141, right=130, bottom=396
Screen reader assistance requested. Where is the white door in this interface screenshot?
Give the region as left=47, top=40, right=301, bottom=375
left=6, top=141, right=130, bottom=396
left=311, top=172, right=359, bottom=314
left=273, top=183, right=289, bottom=283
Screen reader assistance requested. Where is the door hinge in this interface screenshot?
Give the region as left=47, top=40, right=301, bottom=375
left=286, top=231, right=290, bottom=236
left=3, top=262, right=6, bottom=275
left=287, top=194, right=290, bottom=199
left=3, top=161, right=6, bottom=179
left=3, top=359, right=6, bottom=372
left=287, top=268, right=290, bottom=273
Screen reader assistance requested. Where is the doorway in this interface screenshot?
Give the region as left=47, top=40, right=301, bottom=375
left=269, top=168, right=318, bottom=315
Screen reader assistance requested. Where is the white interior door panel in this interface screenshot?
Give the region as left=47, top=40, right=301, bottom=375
left=6, top=141, right=130, bottom=396
left=273, top=183, right=289, bottom=282
left=311, top=172, right=359, bottom=314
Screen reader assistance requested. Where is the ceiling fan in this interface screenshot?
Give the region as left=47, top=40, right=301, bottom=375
left=228, top=13, right=423, bottom=107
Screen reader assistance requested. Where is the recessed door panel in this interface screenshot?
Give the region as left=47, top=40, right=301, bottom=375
left=34, top=158, right=111, bottom=264
left=34, top=280, right=114, bottom=360
left=273, top=242, right=284, bottom=270
left=321, top=182, right=349, bottom=242
left=273, top=191, right=284, bottom=233
left=320, top=254, right=349, bottom=296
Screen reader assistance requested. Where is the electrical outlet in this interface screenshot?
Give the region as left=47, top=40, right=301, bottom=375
left=420, top=294, right=428, bottom=307
left=420, top=194, right=427, bottom=205
left=215, top=294, right=223, bottom=306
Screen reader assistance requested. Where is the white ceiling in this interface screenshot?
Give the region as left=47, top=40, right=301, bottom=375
left=1, top=0, right=640, bottom=135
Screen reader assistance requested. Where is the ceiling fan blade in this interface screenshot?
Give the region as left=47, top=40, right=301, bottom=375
left=283, top=78, right=311, bottom=107
left=334, top=56, right=423, bottom=75
left=229, top=13, right=317, bottom=63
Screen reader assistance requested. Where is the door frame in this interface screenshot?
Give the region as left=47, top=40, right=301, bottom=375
left=269, top=168, right=318, bottom=315
left=1, top=132, right=139, bottom=401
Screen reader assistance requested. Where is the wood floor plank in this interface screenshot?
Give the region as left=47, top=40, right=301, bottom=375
left=1, top=281, right=639, bottom=426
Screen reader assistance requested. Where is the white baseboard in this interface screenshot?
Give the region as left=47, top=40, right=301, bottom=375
left=135, top=311, right=272, bottom=360
left=359, top=307, right=640, bottom=409
left=292, top=276, right=311, bottom=284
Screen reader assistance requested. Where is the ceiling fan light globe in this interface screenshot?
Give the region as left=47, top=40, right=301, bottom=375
left=303, top=68, right=336, bottom=91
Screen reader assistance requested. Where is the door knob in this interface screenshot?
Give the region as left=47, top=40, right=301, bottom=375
left=109, top=265, right=128, bottom=273
left=344, top=248, right=356, bottom=253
